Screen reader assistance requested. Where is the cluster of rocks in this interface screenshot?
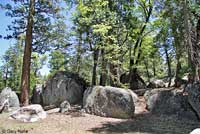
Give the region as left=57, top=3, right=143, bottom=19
left=30, top=71, right=137, bottom=119
left=147, top=77, right=188, bottom=89
left=120, top=73, right=189, bottom=90
left=0, top=87, right=47, bottom=122
left=2, top=71, right=200, bottom=123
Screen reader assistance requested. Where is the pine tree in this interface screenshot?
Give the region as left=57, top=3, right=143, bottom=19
left=2, top=0, right=64, bottom=105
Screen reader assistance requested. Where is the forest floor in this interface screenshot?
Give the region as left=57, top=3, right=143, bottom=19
left=0, top=97, right=199, bottom=134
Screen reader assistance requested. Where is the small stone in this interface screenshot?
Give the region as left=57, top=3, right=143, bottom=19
left=60, top=100, right=71, bottom=113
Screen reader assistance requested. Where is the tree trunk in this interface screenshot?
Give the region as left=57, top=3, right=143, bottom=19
left=4, top=65, right=9, bottom=87
left=20, top=0, right=35, bottom=106
left=173, top=35, right=182, bottom=86
left=171, top=16, right=182, bottom=87
left=183, top=0, right=197, bottom=80
left=109, top=63, right=121, bottom=87
left=129, top=68, right=141, bottom=90
left=164, top=46, right=172, bottom=87
left=100, top=49, right=107, bottom=86
left=196, top=17, right=200, bottom=80
left=153, top=59, right=156, bottom=77
left=175, top=58, right=181, bottom=87
left=76, top=31, right=82, bottom=74
left=92, top=49, right=99, bottom=86
left=197, top=18, right=200, bottom=46
left=144, top=59, right=150, bottom=82
left=129, top=1, right=152, bottom=90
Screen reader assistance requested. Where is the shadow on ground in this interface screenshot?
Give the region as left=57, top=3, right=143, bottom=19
left=88, top=113, right=200, bottom=134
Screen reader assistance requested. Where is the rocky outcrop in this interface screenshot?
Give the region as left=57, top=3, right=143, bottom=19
left=0, top=87, right=20, bottom=113
left=10, top=104, right=47, bottom=122
left=31, top=71, right=87, bottom=107
left=83, top=86, right=137, bottom=119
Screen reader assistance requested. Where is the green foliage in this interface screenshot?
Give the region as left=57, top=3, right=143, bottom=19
left=0, top=41, right=48, bottom=92
left=48, top=50, right=66, bottom=73
left=0, top=0, right=199, bottom=90
left=30, top=52, right=47, bottom=90
left=2, top=0, right=68, bottom=53
left=0, top=41, right=23, bottom=91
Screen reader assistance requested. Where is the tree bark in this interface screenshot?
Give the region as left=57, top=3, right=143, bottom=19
left=153, top=60, right=156, bottom=77
left=174, top=39, right=182, bottom=87
left=183, top=0, right=197, bottom=80
left=175, top=58, right=181, bottom=87
left=197, top=18, right=200, bottom=45
left=196, top=17, right=200, bottom=80
left=129, top=0, right=152, bottom=90
left=109, top=63, right=121, bottom=87
left=4, top=65, right=9, bottom=87
left=164, top=45, right=172, bottom=87
left=171, top=16, right=182, bottom=87
left=92, top=49, right=99, bottom=86
left=100, top=49, right=107, bottom=86
left=144, top=59, right=150, bottom=82
left=76, top=31, right=82, bottom=74
left=129, top=68, right=139, bottom=90
left=20, top=0, right=35, bottom=106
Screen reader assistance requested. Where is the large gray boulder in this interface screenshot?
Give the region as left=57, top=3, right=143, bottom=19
left=83, top=86, right=137, bottom=119
left=0, top=87, right=20, bottom=108
left=144, top=88, right=197, bottom=119
left=144, top=88, right=183, bottom=114
left=31, top=71, right=87, bottom=107
left=10, top=104, right=46, bottom=122
left=185, top=82, right=200, bottom=119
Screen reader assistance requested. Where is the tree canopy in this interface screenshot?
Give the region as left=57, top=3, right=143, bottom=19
left=0, top=0, right=200, bottom=105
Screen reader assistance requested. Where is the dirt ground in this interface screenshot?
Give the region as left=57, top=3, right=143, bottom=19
left=0, top=97, right=199, bottom=134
